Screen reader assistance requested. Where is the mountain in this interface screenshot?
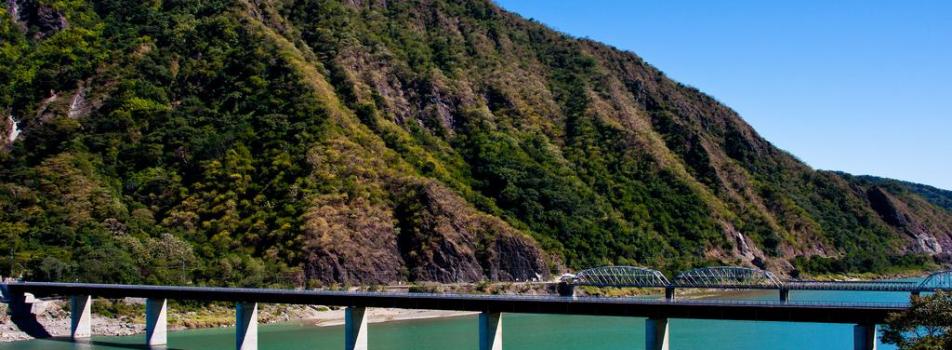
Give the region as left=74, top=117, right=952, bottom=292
left=1, top=0, right=950, bottom=286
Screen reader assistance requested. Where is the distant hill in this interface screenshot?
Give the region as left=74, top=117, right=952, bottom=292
left=1, top=0, right=950, bottom=286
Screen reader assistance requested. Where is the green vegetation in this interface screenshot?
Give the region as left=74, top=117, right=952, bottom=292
left=1, top=0, right=328, bottom=286
left=792, top=254, right=935, bottom=277
left=883, top=292, right=952, bottom=350
left=0, top=0, right=949, bottom=287
left=89, top=298, right=144, bottom=320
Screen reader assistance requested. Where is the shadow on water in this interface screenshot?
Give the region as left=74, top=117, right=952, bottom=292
left=44, top=338, right=185, bottom=350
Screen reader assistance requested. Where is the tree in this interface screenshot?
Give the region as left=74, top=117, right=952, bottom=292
left=882, top=292, right=952, bottom=350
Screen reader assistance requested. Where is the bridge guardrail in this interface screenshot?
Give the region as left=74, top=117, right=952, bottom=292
left=7, top=281, right=908, bottom=326
left=409, top=293, right=911, bottom=309
left=8, top=282, right=910, bottom=310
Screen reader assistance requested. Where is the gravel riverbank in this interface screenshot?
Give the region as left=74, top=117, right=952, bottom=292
left=0, top=298, right=475, bottom=342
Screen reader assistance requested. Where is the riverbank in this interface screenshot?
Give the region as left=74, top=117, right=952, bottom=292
left=0, top=297, right=478, bottom=343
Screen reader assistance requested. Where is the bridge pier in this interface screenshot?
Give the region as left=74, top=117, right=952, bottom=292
left=345, top=306, right=368, bottom=350
left=0, top=282, right=8, bottom=302
left=557, top=282, right=576, bottom=297
left=70, top=295, right=92, bottom=340
left=479, top=311, right=502, bottom=350
left=146, top=298, right=168, bottom=346
left=664, top=287, right=675, bottom=301
left=645, top=317, right=669, bottom=350
left=779, top=288, right=790, bottom=303
left=236, top=302, right=258, bottom=350
left=853, top=324, right=878, bottom=350
left=8, top=292, right=36, bottom=317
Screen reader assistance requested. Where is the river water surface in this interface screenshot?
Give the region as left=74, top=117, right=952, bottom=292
left=0, top=288, right=913, bottom=349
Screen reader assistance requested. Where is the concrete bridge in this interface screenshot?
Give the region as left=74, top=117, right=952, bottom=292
left=1, top=281, right=912, bottom=350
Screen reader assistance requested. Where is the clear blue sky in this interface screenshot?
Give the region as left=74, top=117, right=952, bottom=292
left=495, top=0, right=952, bottom=190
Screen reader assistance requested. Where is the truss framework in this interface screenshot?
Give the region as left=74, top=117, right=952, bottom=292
left=558, top=265, right=948, bottom=293
left=919, top=270, right=952, bottom=290
left=673, top=266, right=783, bottom=288
left=567, top=266, right=670, bottom=288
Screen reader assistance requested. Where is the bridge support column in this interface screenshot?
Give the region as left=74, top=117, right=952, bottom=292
left=557, top=282, right=576, bottom=297
left=236, top=302, right=258, bottom=350
left=779, top=288, right=790, bottom=303
left=645, top=317, right=669, bottom=350
left=146, top=298, right=168, bottom=346
left=853, top=324, right=878, bottom=350
left=345, top=306, right=368, bottom=350
left=479, top=311, right=502, bottom=350
left=8, top=292, right=36, bottom=318
left=664, top=287, right=675, bottom=301
left=70, top=295, right=92, bottom=340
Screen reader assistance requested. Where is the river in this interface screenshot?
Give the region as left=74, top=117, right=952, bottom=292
left=0, top=288, right=914, bottom=349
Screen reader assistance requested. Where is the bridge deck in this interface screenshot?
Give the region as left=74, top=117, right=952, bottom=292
left=564, top=265, right=952, bottom=293
left=783, top=281, right=921, bottom=292
left=4, top=282, right=905, bottom=325
left=664, top=281, right=924, bottom=291
left=577, top=282, right=923, bottom=291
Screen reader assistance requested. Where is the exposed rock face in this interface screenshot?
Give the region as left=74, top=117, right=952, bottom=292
left=489, top=233, right=548, bottom=281
left=6, top=0, right=18, bottom=24
left=1, top=116, right=18, bottom=147
left=302, top=181, right=549, bottom=285
left=303, top=195, right=405, bottom=285
left=868, top=187, right=908, bottom=227
left=866, top=185, right=950, bottom=255
left=6, top=0, right=67, bottom=38
left=395, top=182, right=547, bottom=283
left=67, top=83, right=90, bottom=119
left=729, top=226, right=755, bottom=260
left=33, top=91, right=61, bottom=123
left=32, top=3, right=65, bottom=35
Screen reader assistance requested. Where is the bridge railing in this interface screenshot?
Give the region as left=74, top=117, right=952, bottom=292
left=783, top=280, right=920, bottom=292
left=0, top=281, right=907, bottom=350
left=2, top=281, right=912, bottom=309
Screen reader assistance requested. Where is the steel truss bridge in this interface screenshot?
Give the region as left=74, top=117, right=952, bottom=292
left=561, top=266, right=952, bottom=300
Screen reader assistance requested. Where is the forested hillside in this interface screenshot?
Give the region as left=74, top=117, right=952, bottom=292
left=1, top=0, right=950, bottom=287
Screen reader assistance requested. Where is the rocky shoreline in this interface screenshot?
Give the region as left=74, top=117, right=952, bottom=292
left=0, top=297, right=477, bottom=343
left=0, top=281, right=554, bottom=342
left=0, top=299, right=145, bottom=342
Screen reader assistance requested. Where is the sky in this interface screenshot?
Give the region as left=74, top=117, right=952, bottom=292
left=495, top=0, right=952, bottom=190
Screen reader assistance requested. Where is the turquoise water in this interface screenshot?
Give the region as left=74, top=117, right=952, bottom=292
left=0, top=289, right=913, bottom=349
